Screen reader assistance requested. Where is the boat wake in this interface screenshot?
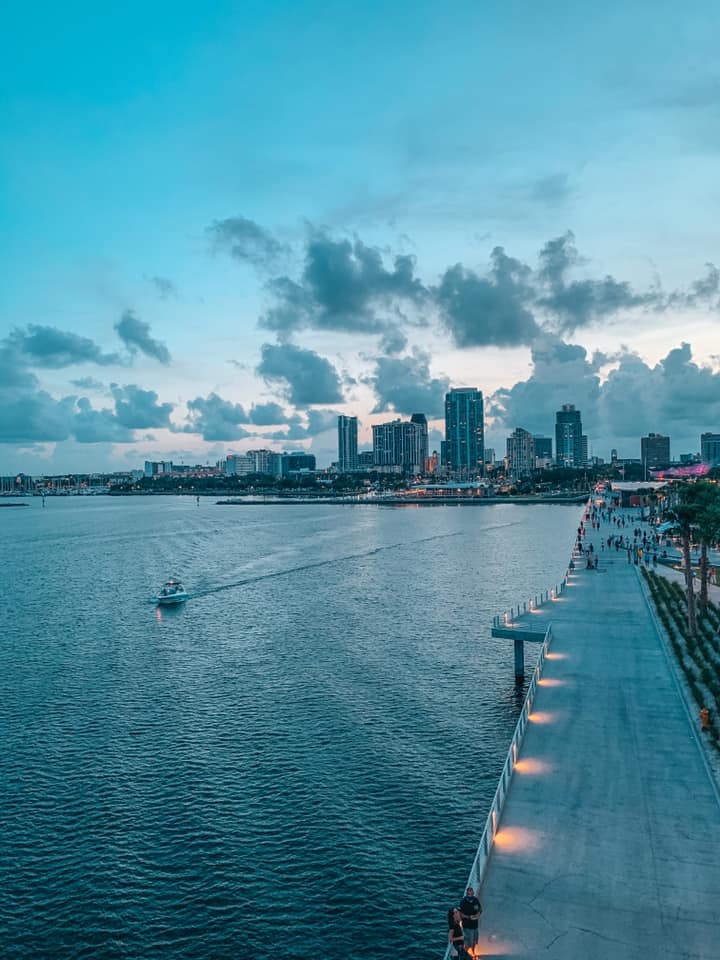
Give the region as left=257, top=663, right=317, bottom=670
left=191, top=530, right=466, bottom=600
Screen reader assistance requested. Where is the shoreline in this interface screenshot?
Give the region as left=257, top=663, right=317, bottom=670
left=215, top=494, right=588, bottom=506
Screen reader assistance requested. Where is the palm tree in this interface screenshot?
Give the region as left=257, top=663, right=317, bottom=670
left=666, top=491, right=698, bottom=637
left=690, top=482, right=720, bottom=614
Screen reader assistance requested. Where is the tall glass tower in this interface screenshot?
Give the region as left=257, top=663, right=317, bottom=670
left=555, top=404, right=583, bottom=467
left=337, top=415, right=358, bottom=473
left=444, top=388, right=484, bottom=476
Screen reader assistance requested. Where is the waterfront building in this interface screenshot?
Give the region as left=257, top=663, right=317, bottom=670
left=337, top=415, right=359, bottom=473
left=358, top=451, right=374, bottom=469
left=372, top=417, right=427, bottom=474
left=444, top=387, right=484, bottom=476
left=641, top=433, right=671, bottom=471
left=484, top=447, right=495, bottom=466
left=700, top=432, right=720, bottom=465
left=506, top=427, right=536, bottom=480
left=226, top=453, right=255, bottom=476
left=555, top=405, right=584, bottom=467
left=144, top=460, right=173, bottom=477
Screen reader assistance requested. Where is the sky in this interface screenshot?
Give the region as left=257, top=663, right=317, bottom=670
left=2, top=0, right=720, bottom=474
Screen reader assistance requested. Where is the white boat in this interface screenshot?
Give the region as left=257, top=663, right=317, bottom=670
left=156, top=578, right=188, bottom=605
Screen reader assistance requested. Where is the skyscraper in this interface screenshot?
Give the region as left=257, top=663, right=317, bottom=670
left=701, top=432, right=720, bottom=465
left=444, top=388, right=484, bottom=476
left=641, top=433, right=670, bottom=470
left=555, top=404, right=583, bottom=467
left=372, top=417, right=427, bottom=474
left=410, top=413, right=429, bottom=473
left=337, top=415, right=358, bottom=473
left=506, top=428, right=535, bottom=479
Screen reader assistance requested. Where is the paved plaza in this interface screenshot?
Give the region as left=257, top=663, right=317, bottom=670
left=476, top=515, right=720, bottom=959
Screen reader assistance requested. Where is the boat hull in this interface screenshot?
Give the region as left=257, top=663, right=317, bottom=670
left=156, top=593, right=188, bottom=606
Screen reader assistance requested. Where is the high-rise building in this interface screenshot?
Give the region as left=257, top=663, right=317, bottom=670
left=409, top=413, right=429, bottom=473
left=372, top=417, right=427, bottom=473
left=337, top=415, right=358, bottom=473
left=506, top=428, right=535, bottom=479
left=641, top=433, right=670, bottom=470
left=533, top=436, right=552, bottom=461
left=555, top=404, right=583, bottom=467
left=226, top=453, right=255, bottom=476
left=701, top=432, right=720, bottom=465
left=444, top=388, right=484, bottom=476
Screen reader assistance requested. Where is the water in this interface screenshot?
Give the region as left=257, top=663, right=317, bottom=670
left=1, top=497, right=581, bottom=959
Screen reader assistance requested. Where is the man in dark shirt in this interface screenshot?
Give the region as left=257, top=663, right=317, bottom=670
left=459, top=885, right=482, bottom=955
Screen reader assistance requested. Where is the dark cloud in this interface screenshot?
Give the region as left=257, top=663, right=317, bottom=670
left=208, top=215, right=287, bottom=269
left=110, top=384, right=174, bottom=429
left=0, top=391, right=75, bottom=443
left=114, top=311, right=171, bottom=364
left=182, top=393, right=252, bottom=442
left=8, top=324, right=122, bottom=367
left=489, top=336, right=720, bottom=455
left=247, top=402, right=286, bottom=426
left=536, top=232, right=661, bottom=332
left=257, top=342, right=344, bottom=406
left=146, top=275, right=177, bottom=299
left=262, top=232, right=427, bottom=336
left=671, top=262, right=720, bottom=308
left=266, top=408, right=340, bottom=441
left=368, top=348, right=449, bottom=417
left=73, top=398, right=135, bottom=443
left=379, top=327, right=408, bottom=355
left=435, top=247, right=540, bottom=347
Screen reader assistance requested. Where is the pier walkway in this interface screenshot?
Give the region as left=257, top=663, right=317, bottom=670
left=471, top=516, right=720, bottom=959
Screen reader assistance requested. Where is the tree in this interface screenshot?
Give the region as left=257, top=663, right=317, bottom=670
left=689, top=482, right=720, bottom=614
left=666, top=490, right=698, bottom=637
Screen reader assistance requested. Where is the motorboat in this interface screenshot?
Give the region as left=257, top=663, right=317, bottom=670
left=156, top=578, right=188, bottom=605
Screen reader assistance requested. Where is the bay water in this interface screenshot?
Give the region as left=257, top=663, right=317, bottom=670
left=1, top=497, right=581, bottom=958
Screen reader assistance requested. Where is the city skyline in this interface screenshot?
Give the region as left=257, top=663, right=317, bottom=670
left=3, top=4, right=720, bottom=475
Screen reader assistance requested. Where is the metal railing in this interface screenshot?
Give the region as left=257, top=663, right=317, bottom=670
left=441, top=620, right=553, bottom=959
left=492, top=575, right=569, bottom=628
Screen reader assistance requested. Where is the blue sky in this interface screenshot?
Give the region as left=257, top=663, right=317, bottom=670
left=2, top=1, right=720, bottom=472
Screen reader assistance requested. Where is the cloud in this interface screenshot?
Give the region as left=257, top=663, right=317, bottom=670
left=435, top=247, right=540, bottom=347
left=182, top=393, right=252, bottom=442
left=527, top=173, right=572, bottom=207
left=247, top=402, right=286, bottom=426
left=368, top=348, right=449, bottom=417
left=73, top=398, right=135, bottom=443
left=0, top=391, right=75, bottom=443
left=261, top=231, right=427, bottom=336
left=110, top=384, right=174, bottom=429
left=489, top=336, right=720, bottom=454
left=208, top=215, right=287, bottom=269
left=257, top=342, right=344, bottom=406
left=146, top=275, right=177, bottom=299
left=114, top=310, right=171, bottom=364
left=536, top=232, right=661, bottom=332
left=7, top=324, right=122, bottom=367
left=70, top=376, right=105, bottom=391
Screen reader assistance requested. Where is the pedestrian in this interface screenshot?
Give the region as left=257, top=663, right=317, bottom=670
left=594, top=555, right=599, bottom=569
left=460, top=886, right=482, bottom=956
left=448, top=908, right=469, bottom=959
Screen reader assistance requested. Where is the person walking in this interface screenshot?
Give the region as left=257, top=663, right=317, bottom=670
left=459, top=886, right=482, bottom=957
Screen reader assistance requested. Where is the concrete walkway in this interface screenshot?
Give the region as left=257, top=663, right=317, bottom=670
left=477, top=513, right=720, bottom=959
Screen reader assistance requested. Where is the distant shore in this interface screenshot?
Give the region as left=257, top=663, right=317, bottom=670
left=216, top=494, right=589, bottom=506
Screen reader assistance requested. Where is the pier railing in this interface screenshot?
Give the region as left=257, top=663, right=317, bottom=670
left=442, top=621, right=553, bottom=959
left=492, top=576, right=568, bottom=628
